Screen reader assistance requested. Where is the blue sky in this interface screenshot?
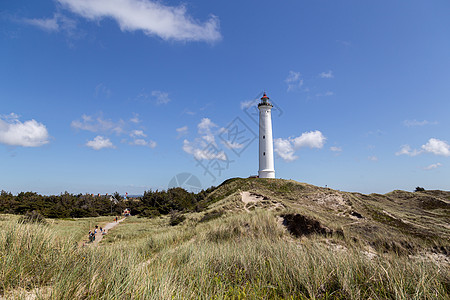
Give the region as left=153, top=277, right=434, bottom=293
left=1, top=0, right=449, bottom=195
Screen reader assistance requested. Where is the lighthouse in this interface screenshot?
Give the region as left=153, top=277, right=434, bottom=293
left=258, top=92, right=275, bottom=178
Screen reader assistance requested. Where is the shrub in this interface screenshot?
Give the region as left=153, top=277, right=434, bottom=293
left=18, top=210, right=47, bottom=225
left=415, top=186, right=425, bottom=192
left=169, top=211, right=186, bottom=226
left=199, top=209, right=224, bottom=223
left=139, top=209, right=161, bottom=218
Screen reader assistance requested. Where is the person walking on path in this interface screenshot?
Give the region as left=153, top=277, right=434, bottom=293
left=88, top=230, right=95, bottom=242
left=91, top=217, right=126, bottom=246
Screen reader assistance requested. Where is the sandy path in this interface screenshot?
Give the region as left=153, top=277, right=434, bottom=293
left=241, top=191, right=263, bottom=204
left=92, top=217, right=126, bottom=246
left=241, top=191, right=263, bottom=212
left=240, top=191, right=285, bottom=212
left=241, top=192, right=263, bottom=212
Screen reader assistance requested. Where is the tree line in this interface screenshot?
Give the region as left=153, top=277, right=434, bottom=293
left=0, top=186, right=217, bottom=218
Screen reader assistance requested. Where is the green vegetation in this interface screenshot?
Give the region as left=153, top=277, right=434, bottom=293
left=1, top=178, right=449, bottom=299
left=0, top=186, right=217, bottom=219
left=1, top=211, right=448, bottom=299
left=0, top=190, right=125, bottom=218
left=18, top=210, right=47, bottom=225
left=169, top=210, right=186, bottom=226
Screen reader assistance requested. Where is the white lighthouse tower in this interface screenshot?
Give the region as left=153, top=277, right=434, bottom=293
left=258, top=92, right=275, bottom=178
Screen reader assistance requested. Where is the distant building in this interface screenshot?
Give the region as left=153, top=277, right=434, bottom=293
left=258, top=92, right=275, bottom=178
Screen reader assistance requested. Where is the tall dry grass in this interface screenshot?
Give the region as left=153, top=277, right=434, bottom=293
left=0, top=211, right=448, bottom=299
left=136, top=211, right=448, bottom=299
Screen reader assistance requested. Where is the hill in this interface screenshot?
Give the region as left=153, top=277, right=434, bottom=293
left=202, top=177, right=449, bottom=257
left=1, top=178, right=449, bottom=299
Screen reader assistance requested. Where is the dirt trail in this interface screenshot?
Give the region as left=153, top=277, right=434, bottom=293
left=240, top=191, right=284, bottom=212
left=91, top=217, right=126, bottom=246
left=241, top=191, right=262, bottom=212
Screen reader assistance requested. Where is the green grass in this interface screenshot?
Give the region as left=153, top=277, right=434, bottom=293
left=1, top=210, right=448, bottom=299
left=49, top=216, right=115, bottom=242
left=204, top=178, right=450, bottom=255
left=1, top=178, right=449, bottom=299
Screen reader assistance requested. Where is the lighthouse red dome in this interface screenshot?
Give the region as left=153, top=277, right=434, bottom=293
left=261, top=92, right=269, bottom=100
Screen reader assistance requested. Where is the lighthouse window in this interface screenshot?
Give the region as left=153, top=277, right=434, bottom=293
left=263, top=135, right=265, bottom=139
left=263, top=152, right=265, bottom=156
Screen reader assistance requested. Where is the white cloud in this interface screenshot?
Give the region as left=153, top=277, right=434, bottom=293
left=130, top=130, right=146, bottom=137
left=274, top=138, right=297, bottom=162
left=56, top=0, right=221, bottom=42
left=222, top=141, right=244, bottom=149
left=23, top=15, right=59, bottom=31
left=95, top=83, right=112, bottom=98
left=285, top=71, right=303, bottom=92
left=198, top=118, right=217, bottom=144
left=292, top=131, right=326, bottom=149
left=129, top=138, right=156, bottom=148
left=421, top=138, right=450, bottom=157
left=22, top=13, right=77, bottom=34
left=274, top=130, right=326, bottom=162
left=240, top=99, right=256, bottom=109
left=73, top=113, right=158, bottom=149
left=365, top=129, right=383, bottom=137
left=71, top=114, right=125, bottom=135
left=2, top=113, right=19, bottom=120
left=129, top=130, right=157, bottom=148
left=396, top=138, right=450, bottom=157
left=181, top=109, right=195, bottom=116
left=424, top=163, right=442, bottom=170
left=130, top=113, right=141, bottom=124
left=316, top=91, right=334, bottom=97
left=395, top=145, right=422, bottom=157
left=0, top=113, right=50, bottom=147
left=319, top=70, right=334, bottom=78
left=176, top=126, right=188, bottom=138
left=403, top=119, right=437, bottom=127
left=330, top=146, right=342, bottom=152
left=152, top=91, right=170, bottom=105
left=368, top=156, right=378, bottom=161
left=86, top=136, right=115, bottom=150
left=182, top=139, right=226, bottom=160
left=182, top=118, right=229, bottom=161
left=198, top=118, right=216, bottom=131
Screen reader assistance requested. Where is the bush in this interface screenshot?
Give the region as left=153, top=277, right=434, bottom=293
left=199, top=209, right=224, bottom=223
left=415, top=186, right=425, bottom=192
left=18, top=210, right=47, bottom=225
left=139, top=209, right=161, bottom=218
left=169, top=211, right=185, bottom=226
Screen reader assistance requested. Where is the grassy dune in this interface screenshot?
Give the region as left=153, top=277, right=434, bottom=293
left=1, top=211, right=448, bottom=299
left=1, top=178, right=449, bottom=299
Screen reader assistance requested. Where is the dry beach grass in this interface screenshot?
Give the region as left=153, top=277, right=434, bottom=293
left=0, top=178, right=449, bottom=299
